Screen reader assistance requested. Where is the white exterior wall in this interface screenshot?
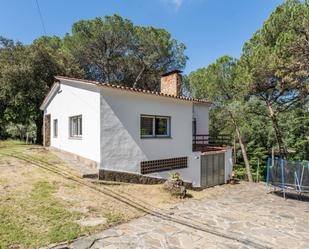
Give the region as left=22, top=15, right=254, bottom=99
left=100, top=88, right=206, bottom=186
left=224, top=148, right=233, bottom=183
left=193, top=104, right=209, bottom=135
left=42, top=79, right=231, bottom=188
left=148, top=152, right=202, bottom=187
left=44, top=80, right=101, bottom=164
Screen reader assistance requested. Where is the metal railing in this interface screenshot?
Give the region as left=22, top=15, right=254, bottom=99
left=192, top=134, right=231, bottom=152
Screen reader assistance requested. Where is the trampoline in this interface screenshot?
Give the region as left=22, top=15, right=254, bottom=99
left=266, top=157, right=309, bottom=198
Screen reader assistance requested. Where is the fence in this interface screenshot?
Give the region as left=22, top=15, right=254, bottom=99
left=266, top=157, right=309, bottom=198
left=192, top=134, right=231, bottom=152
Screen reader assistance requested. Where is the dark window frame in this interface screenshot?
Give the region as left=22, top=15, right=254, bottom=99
left=140, top=115, right=171, bottom=138
left=69, top=115, right=82, bottom=138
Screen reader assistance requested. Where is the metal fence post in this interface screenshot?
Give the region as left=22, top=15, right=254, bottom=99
left=281, top=159, right=285, bottom=199
left=266, top=157, right=270, bottom=187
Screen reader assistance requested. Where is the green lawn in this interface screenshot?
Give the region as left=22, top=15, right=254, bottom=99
left=0, top=181, right=85, bottom=248
left=0, top=140, right=210, bottom=248
left=0, top=140, right=128, bottom=248
left=0, top=140, right=29, bottom=159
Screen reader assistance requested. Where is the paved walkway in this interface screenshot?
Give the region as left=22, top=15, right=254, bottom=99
left=56, top=183, right=309, bottom=249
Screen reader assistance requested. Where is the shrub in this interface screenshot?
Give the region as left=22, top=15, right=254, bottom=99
left=163, top=172, right=186, bottom=198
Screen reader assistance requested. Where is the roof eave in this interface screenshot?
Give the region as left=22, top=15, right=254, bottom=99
left=39, top=82, right=60, bottom=110
left=52, top=76, right=211, bottom=105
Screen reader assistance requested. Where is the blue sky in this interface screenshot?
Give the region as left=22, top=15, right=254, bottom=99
left=0, top=0, right=284, bottom=73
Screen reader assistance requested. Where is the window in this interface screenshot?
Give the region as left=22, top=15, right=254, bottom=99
left=53, top=119, right=58, bottom=138
left=140, top=115, right=170, bottom=138
left=69, top=115, right=82, bottom=138
left=192, top=118, right=196, bottom=135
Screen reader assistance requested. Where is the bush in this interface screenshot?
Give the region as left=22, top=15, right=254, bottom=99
left=163, top=172, right=186, bottom=198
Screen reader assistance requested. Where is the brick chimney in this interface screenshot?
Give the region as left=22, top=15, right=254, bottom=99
left=160, top=70, right=182, bottom=96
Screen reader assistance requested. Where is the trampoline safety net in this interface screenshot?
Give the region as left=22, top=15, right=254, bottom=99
left=266, top=158, right=309, bottom=193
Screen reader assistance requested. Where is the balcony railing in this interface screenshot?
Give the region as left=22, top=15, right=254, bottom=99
left=192, top=134, right=231, bottom=152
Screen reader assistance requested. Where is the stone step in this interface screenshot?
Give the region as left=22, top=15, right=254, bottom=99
left=82, top=173, right=98, bottom=179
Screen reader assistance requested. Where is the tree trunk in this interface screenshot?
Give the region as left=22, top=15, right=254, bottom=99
left=133, top=65, right=146, bottom=89
left=230, top=112, right=253, bottom=182
left=271, top=147, right=275, bottom=167
left=233, top=135, right=237, bottom=164
left=266, top=103, right=287, bottom=159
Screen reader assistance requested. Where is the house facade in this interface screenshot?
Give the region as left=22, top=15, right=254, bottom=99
left=40, top=71, right=233, bottom=188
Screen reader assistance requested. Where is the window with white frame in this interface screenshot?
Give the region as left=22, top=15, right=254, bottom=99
left=140, top=115, right=170, bottom=138
left=69, top=115, right=82, bottom=138
left=53, top=119, right=58, bottom=138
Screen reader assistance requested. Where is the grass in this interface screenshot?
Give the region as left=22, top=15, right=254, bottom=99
left=0, top=180, right=85, bottom=248
left=0, top=140, right=28, bottom=159
left=0, top=140, right=136, bottom=248
left=0, top=140, right=212, bottom=248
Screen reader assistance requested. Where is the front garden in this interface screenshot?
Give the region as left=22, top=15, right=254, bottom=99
left=0, top=140, right=208, bottom=248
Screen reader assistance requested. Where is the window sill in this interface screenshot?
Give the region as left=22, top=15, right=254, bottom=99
left=68, top=136, right=82, bottom=140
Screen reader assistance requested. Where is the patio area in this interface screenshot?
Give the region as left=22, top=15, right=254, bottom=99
left=60, top=182, right=309, bottom=249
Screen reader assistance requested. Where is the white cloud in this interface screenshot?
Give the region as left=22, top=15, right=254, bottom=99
left=162, top=0, right=205, bottom=11
left=171, top=0, right=183, bottom=10
left=163, top=0, right=183, bottom=11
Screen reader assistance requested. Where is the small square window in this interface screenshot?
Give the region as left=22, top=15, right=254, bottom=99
left=69, top=115, right=82, bottom=138
left=141, top=115, right=170, bottom=138
left=53, top=119, right=58, bottom=138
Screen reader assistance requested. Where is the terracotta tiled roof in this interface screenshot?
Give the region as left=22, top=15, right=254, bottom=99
left=55, top=76, right=211, bottom=104
left=55, top=76, right=211, bottom=105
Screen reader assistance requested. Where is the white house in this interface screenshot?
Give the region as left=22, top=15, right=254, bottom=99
left=40, top=71, right=233, bottom=188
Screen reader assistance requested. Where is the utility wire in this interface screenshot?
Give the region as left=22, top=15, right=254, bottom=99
left=35, top=0, right=46, bottom=35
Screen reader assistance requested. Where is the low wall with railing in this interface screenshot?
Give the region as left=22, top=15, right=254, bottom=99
left=193, top=134, right=231, bottom=152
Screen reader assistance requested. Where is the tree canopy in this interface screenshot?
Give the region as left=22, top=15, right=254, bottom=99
left=188, top=0, right=309, bottom=180
left=63, top=15, right=187, bottom=90
left=0, top=14, right=187, bottom=143
left=0, top=5, right=308, bottom=181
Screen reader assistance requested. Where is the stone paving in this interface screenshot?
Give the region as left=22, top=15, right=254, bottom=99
left=55, top=182, right=309, bottom=249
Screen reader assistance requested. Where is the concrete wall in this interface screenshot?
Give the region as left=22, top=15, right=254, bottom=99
left=224, top=148, right=233, bottom=183
left=193, top=104, right=209, bottom=135
left=44, top=80, right=101, bottom=165
left=100, top=87, right=206, bottom=187
left=100, top=88, right=196, bottom=174
left=43, top=79, right=214, bottom=187
left=148, top=152, right=202, bottom=187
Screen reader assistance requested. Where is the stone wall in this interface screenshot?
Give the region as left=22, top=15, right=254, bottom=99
left=99, top=169, right=193, bottom=188
left=160, top=72, right=182, bottom=96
